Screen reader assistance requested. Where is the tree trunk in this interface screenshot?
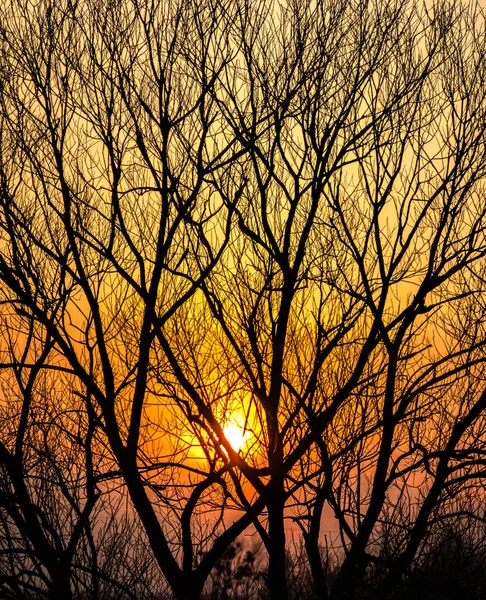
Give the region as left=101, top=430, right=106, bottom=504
left=50, top=567, right=73, bottom=600
left=304, top=484, right=329, bottom=599
left=305, top=534, right=328, bottom=600
left=176, top=579, right=204, bottom=600
left=267, top=483, right=289, bottom=600
left=329, top=556, right=363, bottom=600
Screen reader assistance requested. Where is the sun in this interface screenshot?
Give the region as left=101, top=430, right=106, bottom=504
left=222, top=421, right=251, bottom=453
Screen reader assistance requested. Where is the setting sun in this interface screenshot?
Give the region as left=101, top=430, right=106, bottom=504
left=4, top=1, right=486, bottom=599
left=223, top=421, right=251, bottom=453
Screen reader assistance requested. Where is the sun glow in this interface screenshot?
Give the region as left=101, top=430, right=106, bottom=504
left=223, top=421, right=251, bottom=453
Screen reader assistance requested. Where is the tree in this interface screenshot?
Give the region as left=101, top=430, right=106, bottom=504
left=1, top=0, right=486, bottom=599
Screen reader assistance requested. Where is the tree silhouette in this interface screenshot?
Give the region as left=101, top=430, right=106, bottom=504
left=1, top=0, right=486, bottom=599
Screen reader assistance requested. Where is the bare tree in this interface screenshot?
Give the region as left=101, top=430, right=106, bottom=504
left=176, top=0, right=486, bottom=598
left=0, top=0, right=258, bottom=597
left=1, top=1, right=486, bottom=600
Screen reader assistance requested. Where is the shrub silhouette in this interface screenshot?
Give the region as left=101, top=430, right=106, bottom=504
left=204, top=541, right=263, bottom=600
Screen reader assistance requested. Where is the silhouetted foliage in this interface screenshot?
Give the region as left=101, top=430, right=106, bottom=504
left=203, top=541, right=262, bottom=600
